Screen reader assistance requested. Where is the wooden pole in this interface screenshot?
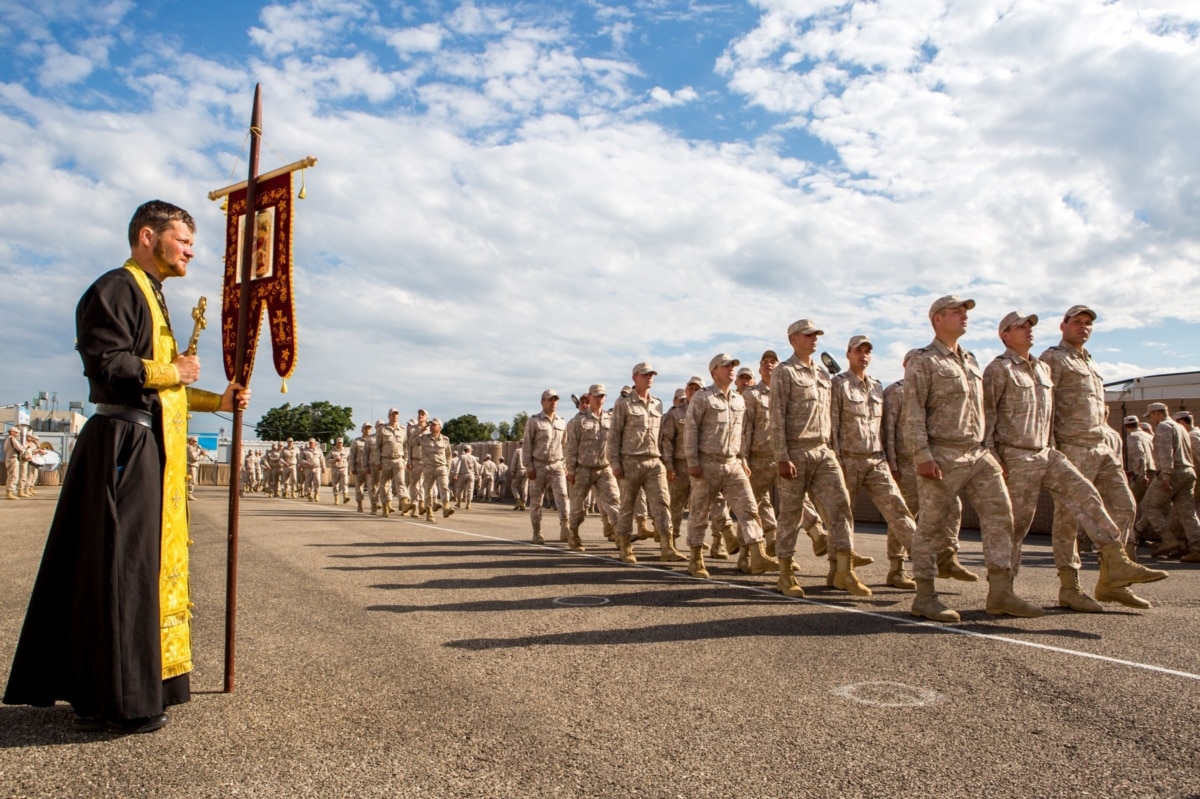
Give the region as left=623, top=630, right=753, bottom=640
left=225, top=84, right=262, bottom=693
left=208, top=155, right=317, bottom=201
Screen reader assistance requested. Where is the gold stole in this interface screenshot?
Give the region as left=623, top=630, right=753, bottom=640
left=123, top=262, right=192, bottom=680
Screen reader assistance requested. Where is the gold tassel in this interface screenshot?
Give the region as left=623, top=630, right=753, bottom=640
left=220, top=197, right=228, bottom=211
left=281, top=379, right=288, bottom=394
left=297, top=170, right=307, bottom=200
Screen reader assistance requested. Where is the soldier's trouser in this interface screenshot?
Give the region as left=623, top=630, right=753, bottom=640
left=529, top=460, right=569, bottom=533
left=570, top=465, right=620, bottom=533
left=841, top=453, right=914, bottom=559
left=331, top=467, right=347, bottom=497
left=423, top=466, right=452, bottom=511
left=1053, top=441, right=1134, bottom=552
left=687, top=459, right=764, bottom=549
left=283, top=465, right=298, bottom=495
left=268, top=466, right=281, bottom=494
left=776, top=444, right=855, bottom=561
left=1142, top=468, right=1200, bottom=547
left=1001, top=445, right=1120, bottom=572
left=456, top=475, right=474, bottom=503
left=617, top=456, right=672, bottom=539
left=893, top=455, right=920, bottom=517
left=1129, top=474, right=1151, bottom=535
left=354, top=471, right=374, bottom=506
left=511, top=472, right=529, bottom=504
left=912, top=444, right=1013, bottom=581
left=667, top=459, right=691, bottom=536
left=188, top=465, right=199, bottom=493
left=408, top=463, right=426, bottom=505
left=482, top=475, right=495, bottom=499
left=305, top=470, right=321, bottom=496
left=377, top=458, right=406, bottom=506
left=747, top=456, right=778, bottom=537
left=5, top=456, right=18, bottom=493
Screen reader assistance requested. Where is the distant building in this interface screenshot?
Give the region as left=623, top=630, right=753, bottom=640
left=1106, top=370, right=1200, bottom=422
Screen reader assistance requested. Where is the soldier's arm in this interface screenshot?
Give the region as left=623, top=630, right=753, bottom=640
left=564, top=419, right=579, bottom=480
left=902, top=358, right=937, bottom=474
left=981, top=360, right=1006, bottom=474
left=660, top=411, right=676, bottom=465
left=608, top=402, right=625, bottom=479
left=829, top=376, right=844, bottom=458
left=522, top=418, right=537, bottom=477
left=770, top=371, right=789, bottom=466
left=882, top=386, right=900, bottom=472
left=1152, top=424, right=1172, bottom=487
left=739, top=395, right=754, bottom=462
left=684, top=394, right=703, bottom=475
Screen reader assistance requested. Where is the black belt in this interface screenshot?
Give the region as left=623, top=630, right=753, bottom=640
left=94, top=403, right=154, bottom=429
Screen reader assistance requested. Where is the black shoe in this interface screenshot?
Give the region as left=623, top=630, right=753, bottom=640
left=106, top=714, right=169, bottom=734
left=72, top=715, right=106, bottom=733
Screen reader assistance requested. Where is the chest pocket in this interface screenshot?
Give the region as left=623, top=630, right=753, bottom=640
left=1009, top=368, right=1034, bottom=389
left=933, top=361, right=968, bottom=395
left=628, top=408, right=647, bottom=430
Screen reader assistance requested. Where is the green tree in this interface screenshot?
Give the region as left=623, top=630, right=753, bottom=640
left=256, top=401, right=354, bottom=446
left=508, top=411, right=528, bottom=442
left=442, top=414, right=490, bottom=444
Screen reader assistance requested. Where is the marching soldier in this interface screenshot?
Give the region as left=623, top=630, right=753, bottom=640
left=523, top=390, right=570, bottom=544
left=480, top=454, right=498, bottom=502
left=20, top=433, right=41, bottom=498
left=350, top=423, right=374, bottom=513
left=329, top=439, right=350, bottom=504
left=685, top=354, right=776, bottom=578
left=301, top=439, right=325, bottom=501
left=456, top=445, right=479, bottom=509
left=5, top=428, right=22, bottom=500
left=418, top=418, right=456, bottom=522
left=377, top=409, right=412, bottom=517
left=186, top=437, right=208, bottom=499
left=406, top=411, right=430, bottom=516
left=265, top=441, right=283, bottom=497
left=564, top=384, right=624, bottom=554
left=510, top=446, right=530, bottom=511
left=1041, top=305, right=1152, bottom=606
left=830, top=335, right=917, bottom=590
left=281, top=438, right=300, bottom=498
left=983, top=312, right=1165, bottom=612
left=1124, top=415, right=1155, bottom=545
left=771, top=319, right=871, bottom=598
left=608, top=364, right=676, bottom=563
left=1141, top=403, right=1200, bottom=561
left=904, top=296, right=1040, bottom=621
left=496, top=457, right=509, bottom=502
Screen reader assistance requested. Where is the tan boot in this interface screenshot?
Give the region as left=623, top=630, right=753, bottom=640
left=687, top=546, right=709, bottom=579
left=1124, top=541, right=1139, bottom=561
left=825, top=558, right=837, bottom=586
left=617, top=534, right=637, bottom=564
left=1057, top=568, right=1103, bottom=613
left=887, top=557, right=917, bottom=590
left=1094, top=548, right=1154, bottom=608
left=1150, top=531, right=1183, bottom=558
left=568, top=530, right=585, bottom=552
left=722, top=525, right=740, bottom=556
left=5, top=490, right=16, bottom=500
left=398, top=497, right=413, bottom=514
left=985, top=568, right=1045, bottom=617
left=425, top=506, right=435, bottom=522
left=833, top=551, right=872, bottom=596
left=601, top=517, right=615, bottom=541
left=382, top=502, right=392, bottom=518
left=443, top=505, right=455, bottom=518
left=747, top=540, right=780, bottom=574
left=764, top=529, right=777, bottom=558
left=357, top=499, right=364, bottom=513
left=636, top=517, right=655, bottom=540
left=659, top=534, right=685, bottom=562
left=560, top=525, right=570, bottom=542
left=1098, top=542, right=1168, bottom=587
left=937, top=548, right=979, bottom=581
left=532, top=529, right=546, bottom=544
left=777, top=558, right=805, bottom=597
left=851, top=551, right=874, bottom=568
left=465, top=500, right=471, bottom=510
left=911, top=578, right=960, bottom=622
left=709, top=531, right=728, bottom=560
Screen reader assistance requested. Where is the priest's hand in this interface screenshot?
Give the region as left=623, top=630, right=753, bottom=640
left=219, top=382, right=251, bottom=412
left=175, top=354, right=200, bottom=385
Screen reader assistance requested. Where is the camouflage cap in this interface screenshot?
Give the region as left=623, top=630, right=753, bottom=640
left=541, top=389, right=559, bottom=401
left=430, top=417, right=442, bottom=426
left=620, top=385, right=632, bottom=397
left=1122, top=415, right=1139, bottom=426
left=709, top=353, right=739, bottom=371
left=1173, top=411, right=1192, bottom=422
left=760, top=349, right=779, bottom=363
left=998, top=311, right=1039, bottom=335
left=687, top=375, right=705, bottom=388
left=736, top=366, right=754, bottom=378
left=1145, top=402, right=1168, bottom=416
left=673, top=388, right=686, bottom=401
left=787, top=318, right=824, bottom=336
left=1063, top=304, right=1097, bottom=322
left=928, top=295, right=975, bottom=319
left=588, top=383, right=607, bottom=396
left=632, top=361, right=657, bottom=376
left=847, top=335, right=872, bottom=352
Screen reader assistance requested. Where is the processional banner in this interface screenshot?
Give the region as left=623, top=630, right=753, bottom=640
left=221, top=172, right=297, bottom=386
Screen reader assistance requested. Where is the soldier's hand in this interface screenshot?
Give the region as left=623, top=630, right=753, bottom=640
left=526, top=469, right=536, bottom=480
left=174, top=354, right=200, bottom=385
left=667, top=470, right=676, bottom=482
left=778, top=461, right=797, bottom=480
left=566, top=472, right=575, bottom=484
left=742, top=462, right=752, bottom=479
left=688, top=466, right=702, bottom=478
left=917, top=460, right=943, bottom=480
left=613, top=467, right=624, bottom=480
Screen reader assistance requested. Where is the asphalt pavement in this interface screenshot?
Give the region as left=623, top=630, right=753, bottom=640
left=2, top=487, right=1198, bottom=799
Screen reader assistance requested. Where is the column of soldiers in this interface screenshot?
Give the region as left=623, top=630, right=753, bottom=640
left=509, top=298, right=1184, bottom=621
left=5, top=429, right=44, bottom=500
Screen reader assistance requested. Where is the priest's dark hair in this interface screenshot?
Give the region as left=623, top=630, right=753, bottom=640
left=127, top=200, right=196, bottom=248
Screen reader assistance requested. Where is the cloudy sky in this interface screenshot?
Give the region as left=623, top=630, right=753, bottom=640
left=1, top=0, right=1198, bottom=435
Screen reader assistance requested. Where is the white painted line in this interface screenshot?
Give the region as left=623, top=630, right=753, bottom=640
left=374, top=520, right=1200, bottom=683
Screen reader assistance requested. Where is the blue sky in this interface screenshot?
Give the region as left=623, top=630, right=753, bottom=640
left=1, top=0, right=1198, bottom=432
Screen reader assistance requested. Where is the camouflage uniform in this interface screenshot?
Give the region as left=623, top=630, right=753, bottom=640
left=830, top=370, right=915, bottom=560
left=1142, top=417, right=1200, bottom=550
left=186, top=440, right=205, bottom=498
left=523, top=409, right=569, bottom=538
left=564, top=406, right=620, bottom=538
left=660, top=399, right=693, bottom=537
left=301, top=444, right=325, bottom=499
left=419, top=431, right=455, bottom=513
left=769, top=354, right=856, bottom=561
left=406, top=420, right=428, bottom=509
left=265, top=444, right=283, bottom=496
left=281, top=442, right=300, bottom=497
left=685, top=384, right=764, bottom=549
left=456, top=449, right=479, bottom=507
left=350, top=431, right=374, bottom=511
left=903, top=339, right=1014, bottom=580
left=741, top=382, right=778, bottom=543
left=329, top=442, right=349, bottom=502
left=1040, top=339, right=1135, bottom=549
left=608, top=390, right=673, bottom=542
left=376, top=421, right=409, bottom=510
left=480, top=456, right=498, bottom=501
left=1126, top=426, right=1155, bottom=514
left=983, top=347, right=1121, bottom=571
left=509, top=447, right=530, bottom=509
left=4, top=431, right=21, bottom=499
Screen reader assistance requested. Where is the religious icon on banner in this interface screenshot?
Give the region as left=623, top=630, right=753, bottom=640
left=221, top=172, right=298, bottom=388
